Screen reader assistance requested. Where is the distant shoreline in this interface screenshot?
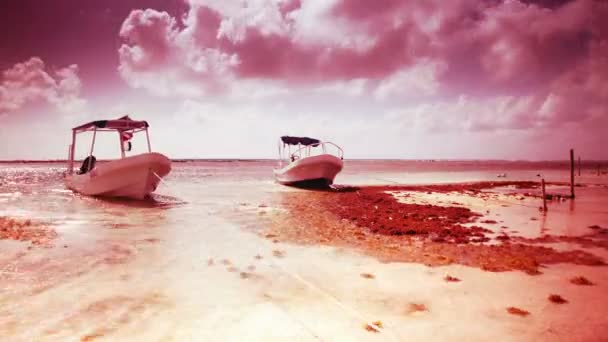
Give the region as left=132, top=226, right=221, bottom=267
left=1, top=159, right=607, bottom=164
left=0, top=159, right=275, bottom=163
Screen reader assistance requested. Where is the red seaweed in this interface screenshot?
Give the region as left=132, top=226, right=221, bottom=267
left=548, top=294, right=568, bottom=304
left=507, top=307, right=530, bottom=316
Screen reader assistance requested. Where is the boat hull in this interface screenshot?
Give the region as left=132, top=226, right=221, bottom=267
left=274, top=154, right=343, bottom=186
left=65, top=152, right=171, bottom=200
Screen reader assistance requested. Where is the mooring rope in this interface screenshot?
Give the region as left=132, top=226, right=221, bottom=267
left=151, top=171, right=180, bottom=199
left=268, top=261, right=400, bottom=340
left=151, top=171, right=398, bottom=340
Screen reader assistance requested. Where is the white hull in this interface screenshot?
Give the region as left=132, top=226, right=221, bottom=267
left=65, top=152, right=171, bottom=200
left=274, top=154, right=343, bottom=186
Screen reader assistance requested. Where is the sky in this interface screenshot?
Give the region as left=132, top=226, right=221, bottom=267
left=0, top=0, right=606, bottom=160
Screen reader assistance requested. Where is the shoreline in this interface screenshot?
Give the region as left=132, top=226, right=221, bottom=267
left=260, top=181, right=607, bottom=275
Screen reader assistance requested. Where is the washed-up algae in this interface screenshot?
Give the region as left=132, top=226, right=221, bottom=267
left=406, top=303, right=428, bottom=314
left=570, top=276, right=594, bottom=286
left=0, top=240, right=143, bottom=298
left=0, top=216, right=57, bottom=246
left=363, top=320, right=383, bottom=333
left=265, top=182, right=605, bottom=274
left=444, top=275, right=461, bottom=282
left=506, top=307, right=530, bottom=317
left=548, top=294, right=568, bottom=304
left=511, top=230, right=608, bottom=251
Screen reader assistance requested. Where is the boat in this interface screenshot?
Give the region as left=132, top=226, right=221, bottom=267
left=64, top=115, right=171, bottom=199
left=273, top=136, right=344, bottom=187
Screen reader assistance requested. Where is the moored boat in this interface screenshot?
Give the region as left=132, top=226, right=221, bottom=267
left=273, top=136, right=344, bottom=187
left=64, top=115, right=171, bottom=199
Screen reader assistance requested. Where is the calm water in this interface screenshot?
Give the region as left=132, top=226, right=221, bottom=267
left=1, top=160, right=608, bottom=341
left=4, top=159, right=606, bottom=232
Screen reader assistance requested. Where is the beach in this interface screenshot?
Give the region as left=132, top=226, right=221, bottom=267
left=1, top=160, right=608, bottom=341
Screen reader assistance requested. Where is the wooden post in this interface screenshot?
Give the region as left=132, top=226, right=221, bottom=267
left=570, top=149, right=575, bottom=199
left=578, top=156, right=581, bottom=176
left=541, top=178, right=547, bottom=213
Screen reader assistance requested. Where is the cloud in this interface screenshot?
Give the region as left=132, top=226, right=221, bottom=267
left=0, top=57, right=86, bottom=115
left=314, top=78, right=369, bottom=97
left=385, top=95, right=539, bottom=133
left=117, top=0, right=426, bottom=96
left=537, top=39, right=608, bottom=126
left=117, top=0, right=608, bottom=132
left=152, top=96, right=403, bottom=159
left=118, top=8, right=238, bottom=97
left=475, top=0, right=596, bottom=85
left=374, top=60, right=446, bottom=100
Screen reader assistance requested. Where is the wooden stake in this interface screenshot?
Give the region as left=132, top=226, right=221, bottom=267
left=541, top=178, right=547, bottom=213
left=570, top=149, right=575, bottom=199
left=578, top=156, right=581, bottom=176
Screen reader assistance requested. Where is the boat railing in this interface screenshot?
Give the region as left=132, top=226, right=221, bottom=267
left=288, top=141, right=344, bottom=161
left=67, top=125, right=153, bottom=174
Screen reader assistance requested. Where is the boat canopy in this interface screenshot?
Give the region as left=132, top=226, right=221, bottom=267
left=280, top=136, right=320, bottom=146
left=73, top=115, right=149, bottom=132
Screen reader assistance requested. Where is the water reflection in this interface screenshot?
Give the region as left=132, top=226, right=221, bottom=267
left=88, top=193, right=188, bottom=209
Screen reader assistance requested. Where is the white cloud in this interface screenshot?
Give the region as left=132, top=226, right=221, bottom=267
left=118, top=8, right=238, bottom=97
left=0, top=57, right=86, bottom=115
left=314, top=78, right=368, bottom=97
left=374, top=60, right=446, bottom=100
left=385, top=94, right=539, bottom=132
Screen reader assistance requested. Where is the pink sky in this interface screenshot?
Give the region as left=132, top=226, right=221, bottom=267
left=0, top=0, right=606, bottom=160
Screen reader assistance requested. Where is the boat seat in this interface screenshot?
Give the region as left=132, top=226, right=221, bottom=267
left=78, top=155, right=96, bottom=174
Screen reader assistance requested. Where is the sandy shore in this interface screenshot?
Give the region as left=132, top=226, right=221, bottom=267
left=1, top=164, right=608, bottom=341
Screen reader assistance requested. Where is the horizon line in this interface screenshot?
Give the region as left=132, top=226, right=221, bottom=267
left=2, top=158, right=608, bottom=163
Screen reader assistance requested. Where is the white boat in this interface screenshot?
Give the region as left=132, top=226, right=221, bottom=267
left=273, top=136, right=344, bottom=187
left=64, top=115, right=171, bottom=199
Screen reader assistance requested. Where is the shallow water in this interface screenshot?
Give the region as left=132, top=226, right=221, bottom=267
left=1, top=160, right=608, bottom=341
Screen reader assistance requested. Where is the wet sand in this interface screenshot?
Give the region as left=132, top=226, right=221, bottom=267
left=1, top=161, right=608, bottom=341
left=263, top=182, right=606, bottom=274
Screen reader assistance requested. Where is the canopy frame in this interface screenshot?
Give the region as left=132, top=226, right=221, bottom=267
left=67, top=116, right=152, bottom=175
left=277, top=136, right=343, bottom=167
left=280, top=135, right=320, bottom=146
